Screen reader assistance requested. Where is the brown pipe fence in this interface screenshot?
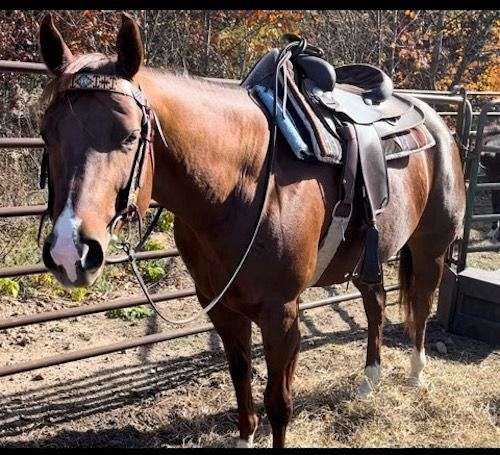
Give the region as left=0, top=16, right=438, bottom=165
left=0, top=59, right=496, bottom=379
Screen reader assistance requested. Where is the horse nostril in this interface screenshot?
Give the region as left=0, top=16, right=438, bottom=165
left=42, top=234, right=58, bottom=270
left=80, top=237, right=104, bottom=272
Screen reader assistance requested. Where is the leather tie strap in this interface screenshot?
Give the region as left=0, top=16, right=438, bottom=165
left=310, top=123, right=358, bottom=285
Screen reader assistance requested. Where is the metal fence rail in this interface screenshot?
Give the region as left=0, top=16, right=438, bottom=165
left=0, top=200, right=161, bottom=217
left=0, top=248, right=179, bottom=278
left=0, top=59, right=496, bottom=378
left=0, top=285, right=400, bottom=378
left=0, top=288, right=196, bottom=331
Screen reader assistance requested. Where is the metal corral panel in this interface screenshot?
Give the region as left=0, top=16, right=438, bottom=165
left=452, top=267, right=500, bottom=345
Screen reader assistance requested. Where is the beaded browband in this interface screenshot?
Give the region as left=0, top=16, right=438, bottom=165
left=56, top=72, right=148, bottom=106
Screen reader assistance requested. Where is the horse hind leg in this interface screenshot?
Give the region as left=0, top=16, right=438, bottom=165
left=399, top=242, right=446, bottom=387
left=353, top=280, right=386, bottom=396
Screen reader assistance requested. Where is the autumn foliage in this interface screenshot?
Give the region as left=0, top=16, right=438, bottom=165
left=0, top=10, right=498, bottom=91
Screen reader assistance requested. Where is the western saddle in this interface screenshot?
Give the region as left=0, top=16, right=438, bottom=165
left=241, top=36, right=435, bottom=286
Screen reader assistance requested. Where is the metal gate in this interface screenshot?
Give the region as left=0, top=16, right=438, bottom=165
left=458, top=99, right=500, bottom=270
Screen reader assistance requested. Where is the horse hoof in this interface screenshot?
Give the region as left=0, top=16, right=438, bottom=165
left=235, top=436, right=254, bottom=448
left=357, top=364, right=380, bottom=397
left=357, top=378, right=374, bottom=397
left=408, top=376, right=423, bottom=387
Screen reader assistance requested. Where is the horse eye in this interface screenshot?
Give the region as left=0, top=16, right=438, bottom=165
left=122, top=131, right=139, bottom=145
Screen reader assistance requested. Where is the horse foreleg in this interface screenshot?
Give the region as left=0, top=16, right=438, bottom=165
left=259, top=299, right=300, bottom=448
left=353, top=280, right=386, bottom=396
left=200, top=294, right=258, bottom=447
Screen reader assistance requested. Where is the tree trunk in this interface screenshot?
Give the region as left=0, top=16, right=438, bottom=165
left=429, top=10, right=446, bottom=90
left=387, top=11, right=398, bottom=78
left=377, top=11, right=383, bottom=67
left=448, top=11, right=497, bottom=90
left=203, top=10, right=212, bottom=75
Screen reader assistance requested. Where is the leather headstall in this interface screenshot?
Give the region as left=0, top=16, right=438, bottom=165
left=38, top=72, right=155, bottom=244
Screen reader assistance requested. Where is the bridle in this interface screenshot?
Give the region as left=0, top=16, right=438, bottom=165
left=39, top=72, right=157, bottom=242
left=38, top=43, right=297, bottom=325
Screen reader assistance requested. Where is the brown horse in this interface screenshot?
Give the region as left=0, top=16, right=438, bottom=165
left=38, top=14, right=466, bottom=448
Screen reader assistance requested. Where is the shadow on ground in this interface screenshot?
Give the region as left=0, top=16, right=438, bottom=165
left=0, top=382, right=361, bottom=448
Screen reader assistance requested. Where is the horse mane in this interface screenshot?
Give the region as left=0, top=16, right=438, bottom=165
left=144, top=66, right=242, bottom=95
left=40, top=52, right=245, bottom=110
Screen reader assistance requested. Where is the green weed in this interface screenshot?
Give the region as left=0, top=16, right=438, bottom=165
left=143, top=264, right=166, bottom=281
left=105, top=306, right=153, bottom=321
left=0, top=278, right=20, bottom=298
left=68, top=287, right=88, bottom=302
left=143, top=237, right=166, bottom=252
left=49, top=324, right=64, bottom=333
left=157, top=211, right=174, bottom=233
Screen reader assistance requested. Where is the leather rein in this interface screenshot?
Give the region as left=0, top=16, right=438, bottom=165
left=39, top=45, right=297, bottom=325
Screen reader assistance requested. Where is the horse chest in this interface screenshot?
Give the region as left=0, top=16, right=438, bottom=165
left=173, top=205, right=319, bottom=305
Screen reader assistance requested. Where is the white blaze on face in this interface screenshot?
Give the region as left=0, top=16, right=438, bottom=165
left=50, top=198, right=83, bottom=282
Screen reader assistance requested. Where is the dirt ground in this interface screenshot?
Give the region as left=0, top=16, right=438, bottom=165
left=0, top=183, right=499, bottom=448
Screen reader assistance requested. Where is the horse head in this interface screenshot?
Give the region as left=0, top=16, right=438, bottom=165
left=39, top=13, right=154, bottom=287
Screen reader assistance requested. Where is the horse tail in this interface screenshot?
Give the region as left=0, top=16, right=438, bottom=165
left=398, top=243, right=415, bottom=340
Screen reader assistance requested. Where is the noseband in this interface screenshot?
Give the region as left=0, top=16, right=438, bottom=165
left=39, top=72, right=156, bottom=244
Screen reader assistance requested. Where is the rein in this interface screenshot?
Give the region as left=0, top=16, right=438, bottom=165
left=40, top=47, right=294, bottom=325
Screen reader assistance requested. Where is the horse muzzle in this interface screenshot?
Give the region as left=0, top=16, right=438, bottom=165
left=42, top=232, right=105, bottom=288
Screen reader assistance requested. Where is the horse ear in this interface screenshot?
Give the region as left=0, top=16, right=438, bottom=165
left=39, top=13, right=74, bottom=76
left=116, top=13, right=144, bottom=80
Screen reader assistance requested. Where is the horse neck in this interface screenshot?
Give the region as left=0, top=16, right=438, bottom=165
left=137, top=70, right=270, bottom=231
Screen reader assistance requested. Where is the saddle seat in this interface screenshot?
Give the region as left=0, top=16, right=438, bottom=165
left=242, top=48, right=413, bottom=127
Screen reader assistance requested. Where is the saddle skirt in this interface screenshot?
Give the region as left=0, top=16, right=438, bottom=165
left=242, top=45, right=436, bottom=286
